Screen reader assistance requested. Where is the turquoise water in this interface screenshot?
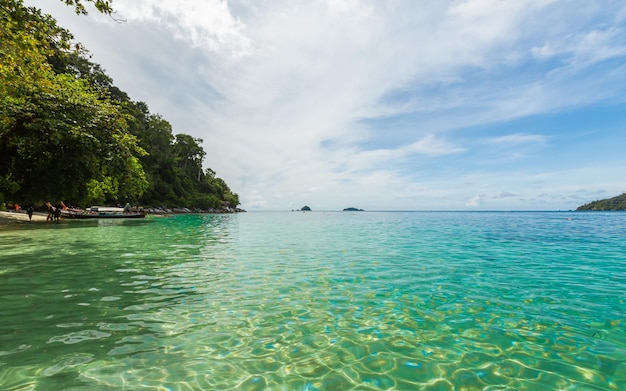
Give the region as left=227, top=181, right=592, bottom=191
left=0, top=211, right=625, bottom=390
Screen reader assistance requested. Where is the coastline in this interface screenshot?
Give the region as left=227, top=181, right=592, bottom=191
left=0, top=208, right=245, bottom=224
left=0, top=210, right=48, bottom=223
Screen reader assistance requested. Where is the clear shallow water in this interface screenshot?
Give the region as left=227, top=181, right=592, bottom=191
left=0, top=211, right=625, bottom=390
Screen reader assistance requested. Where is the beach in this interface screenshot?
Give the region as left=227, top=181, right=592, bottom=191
left=0, top=210, right=48, bottom=223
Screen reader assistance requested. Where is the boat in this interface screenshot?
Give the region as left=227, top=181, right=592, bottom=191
left=60, top=206, right=146, bottom=219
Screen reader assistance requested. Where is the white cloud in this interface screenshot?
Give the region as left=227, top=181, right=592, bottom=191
left=466, top=195, right=482, bottom=207
left=112, top=0, right=254, bottom=58
left=342, top=134, right=464, bottom=174
left=405, top=135, right=466, bottom=156
left=486, top=133, right=548, bottom=144
left=29, top=0, right=626, bottom=210
left=494, top=191, right=516, bottom=199
left=532, top=27, right=626, bottom=73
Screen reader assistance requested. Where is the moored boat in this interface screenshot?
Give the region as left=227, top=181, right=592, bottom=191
left=60, top=206, right=146, bottom=219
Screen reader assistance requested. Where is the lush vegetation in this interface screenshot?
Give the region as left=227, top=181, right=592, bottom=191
left=577, top=193, right=626, bottom=211
left=1, top=0, right=240, bottom=211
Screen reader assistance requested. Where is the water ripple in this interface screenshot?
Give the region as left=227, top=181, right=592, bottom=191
left=1, top=212, right=625, bottom=390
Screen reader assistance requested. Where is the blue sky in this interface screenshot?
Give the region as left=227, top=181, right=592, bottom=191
left=29, top=0, right=626, bottom=210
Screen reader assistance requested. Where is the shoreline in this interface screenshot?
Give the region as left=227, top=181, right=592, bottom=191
left=0, top=210, right=48, bottom=223
left=0, top=209, right=245, bottom=224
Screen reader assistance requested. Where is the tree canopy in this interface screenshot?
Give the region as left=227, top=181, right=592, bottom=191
left=61, top=0, right=114, bottom=16
left=0, top=0, right=240, bottom=210
left=577, top=193, right=626, bottom=211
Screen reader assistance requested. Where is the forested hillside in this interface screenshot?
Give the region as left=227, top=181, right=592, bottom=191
left=0, top=0, right=240, bottom=211
left=577, top=193, right=626, bottom=211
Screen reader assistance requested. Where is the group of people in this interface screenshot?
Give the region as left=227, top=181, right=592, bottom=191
left=12, top=202, right=136, bottom=221
left=13, top=203, right=35, bottom=221
left=46, top=205, right=61, bottom=221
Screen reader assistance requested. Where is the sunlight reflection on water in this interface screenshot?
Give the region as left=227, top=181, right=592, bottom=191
left=1, top=212, right=625, bottom=390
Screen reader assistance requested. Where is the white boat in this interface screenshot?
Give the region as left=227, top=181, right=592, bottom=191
left=60, top=206, right=146, bottom=219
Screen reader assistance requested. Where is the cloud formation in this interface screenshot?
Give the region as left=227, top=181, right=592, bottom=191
left=32, top=0, right=626, bottom=210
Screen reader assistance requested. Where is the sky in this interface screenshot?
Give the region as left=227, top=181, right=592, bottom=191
left=28, top=0, right=626, bottom=210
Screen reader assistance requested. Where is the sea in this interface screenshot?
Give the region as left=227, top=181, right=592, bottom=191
left=0, top=211, right=624, bottom=390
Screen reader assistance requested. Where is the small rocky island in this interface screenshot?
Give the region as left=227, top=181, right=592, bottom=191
left=343, top=207, right=364, bottom=211
left=577, top=193, right=626, bottom=211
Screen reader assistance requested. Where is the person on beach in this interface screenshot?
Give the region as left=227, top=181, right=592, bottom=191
left=27, top=206, right=34, bottom=221
left=53, top=206, right=61, bottom=221
left=47, top=205, right=54, bottom=221
left=124, top=202, right=132, bottom=214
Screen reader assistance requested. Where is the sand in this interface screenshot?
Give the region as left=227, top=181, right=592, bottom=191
left=0, top=210, right=49, bottom=223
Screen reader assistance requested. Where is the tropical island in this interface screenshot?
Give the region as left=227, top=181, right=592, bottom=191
left=0, top=0, right=242, bottom=214
left=343, top=207, right=364, bottom=211
left=577, top=193, right=626, bottom=211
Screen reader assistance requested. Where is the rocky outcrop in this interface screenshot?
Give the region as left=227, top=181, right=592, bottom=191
left=145, top=204, right=246, bottom=215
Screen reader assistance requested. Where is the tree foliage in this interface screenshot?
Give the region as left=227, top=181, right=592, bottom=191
left=61, top=0, right=114, bottom=15
left=576, top=193, right=626, bottom=211
left=0, top=0, right=240, bottom=210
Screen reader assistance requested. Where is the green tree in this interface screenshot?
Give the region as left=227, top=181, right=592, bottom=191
left=174, top=134, right=205, bottom=179
left=1, top=0, right=240, bottom=210
left=125, top=106, right=179, bottom=205
left=0, top=0, right=147, bottom=205
left=577, top=193, right=626, bottom=211
left=61, top=0, right=114, bottom=15
left=1, top=0, right=61, bottom=203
